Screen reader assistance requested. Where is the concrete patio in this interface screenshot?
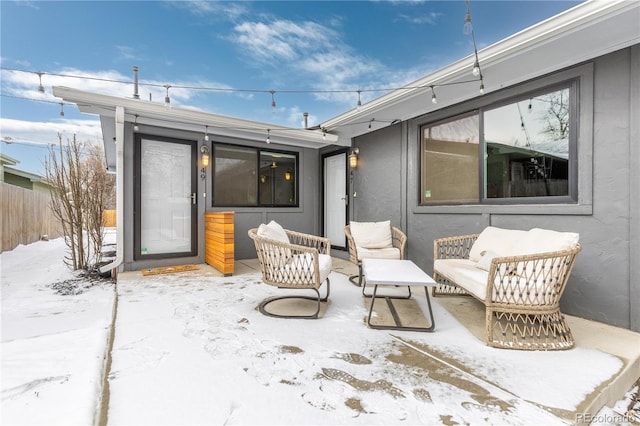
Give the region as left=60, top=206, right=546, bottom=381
left=105, top=256, right=640, bottom=425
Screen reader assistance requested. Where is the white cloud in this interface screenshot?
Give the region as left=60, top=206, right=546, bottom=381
left=231, top=19, right=335, bottom=63
left=0, top=117, right=103, bottom=146
left=396, top=11, right=443, bottom=25
left=169, top=1, right=248, bottom=20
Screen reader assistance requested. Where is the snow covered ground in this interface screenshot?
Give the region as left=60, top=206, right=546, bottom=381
left=1, top=235, right=638, bottom=425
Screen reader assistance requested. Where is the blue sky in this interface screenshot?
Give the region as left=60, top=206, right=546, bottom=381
left=1, top=0, right=581, bottom=175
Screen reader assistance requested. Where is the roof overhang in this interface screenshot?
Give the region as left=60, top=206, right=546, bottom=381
left=53, top=86, right=343, bottom=171
left=321, top=0, right=640, bottom=143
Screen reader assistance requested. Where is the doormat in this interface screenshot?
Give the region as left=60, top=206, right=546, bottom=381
left=141, top=264, right=199, bottom=276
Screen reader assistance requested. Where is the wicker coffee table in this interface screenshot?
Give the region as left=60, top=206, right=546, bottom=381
left=362, top=258, right=436, bottom=332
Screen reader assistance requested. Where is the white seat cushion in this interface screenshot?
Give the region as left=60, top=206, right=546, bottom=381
left=434, top=259, right=488, bottom=300
left=435, top=258, right=560, bottom=305
left=356, top=246, right=401, bottom=261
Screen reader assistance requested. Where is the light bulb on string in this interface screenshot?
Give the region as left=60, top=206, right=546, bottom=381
left=356, top=90, right=362, bottom=110
left=37, top=72, right=45, bottom=93
left=270, top=90, right=276, bottom=110
left=266, top=129, right=271, bottom=144
left=431, top=86, right=437, bottom=104
left=59, top=102, right=65, bottom=117
left=472, top=60, right=480, bottom=77
left=479, top=82, right=485, bottom=95
left=164, top=84, right=171, bottom=107
left=133, top=115, right=139, bottom=132
left=463, top=0, right=473, bottom=35
left=204, top=125, right=209, bottom=141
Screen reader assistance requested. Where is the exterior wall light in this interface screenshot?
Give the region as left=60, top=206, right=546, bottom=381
left=200, top=144, right=210, bottom=167
left=200, top=144, right=210, bottom=180
left=349, top=147, right=359, bottom=169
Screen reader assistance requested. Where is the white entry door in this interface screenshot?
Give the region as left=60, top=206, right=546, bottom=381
left=137, top=136, right=196, bottom=258
left=324, top=152, right=347, bottom=249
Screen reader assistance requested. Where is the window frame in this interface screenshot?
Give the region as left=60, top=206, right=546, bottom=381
left=412, top=62, right=593, bottom=215
left=211, top=142, right=300, bottom=208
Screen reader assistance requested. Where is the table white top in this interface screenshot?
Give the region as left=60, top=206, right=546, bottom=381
left=362, top=259, right=436, bottom=287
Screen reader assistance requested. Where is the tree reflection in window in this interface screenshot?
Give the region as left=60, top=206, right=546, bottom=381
left=484, top=88, right=570, bottom=198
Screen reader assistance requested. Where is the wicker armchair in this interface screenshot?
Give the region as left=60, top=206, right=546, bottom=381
left=344, top=222, right=407, bottom=287
left=433, top=227, right=581, bottom=350
left=248, top=225, right=331, bottom=319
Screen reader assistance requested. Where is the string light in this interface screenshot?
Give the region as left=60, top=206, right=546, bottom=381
left=164, top=84, right=171, bottom=107
left=266, top=129, right=271, bottom=144
left=133, top=115, right=139, bottom=132
left=472, top=60, right=480, bottom=77
left=368, top=119, right=374, bottom=129
left=204, top=125, right=209, bottom=141
left=37, top=72, right=45, bottom=93
left=4, top=67, right=484, bottom=111
left=431, top=86, right=437, bottom=104
left=59, top=102, right=65, bottom=117
left=464, top=0, right=486, bottom=96
left=270, top=90, right=276, bottom=110
left=463, top=0, right=473, bottom=35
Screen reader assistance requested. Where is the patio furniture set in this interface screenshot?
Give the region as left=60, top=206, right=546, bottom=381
left=248, top=220, right=582, bottom=351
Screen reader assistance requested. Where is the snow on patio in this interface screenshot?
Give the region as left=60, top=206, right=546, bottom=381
left=1, top=236, right=637, bottom=425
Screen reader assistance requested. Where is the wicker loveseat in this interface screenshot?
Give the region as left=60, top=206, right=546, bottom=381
left=344, top=221, right=407, bottom=287
left=248, top=221, right=332, bottom=319
left=433, top=226, right=581, bottom=351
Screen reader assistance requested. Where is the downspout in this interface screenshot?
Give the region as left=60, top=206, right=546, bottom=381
left=100, top=106, right=125, bottom=275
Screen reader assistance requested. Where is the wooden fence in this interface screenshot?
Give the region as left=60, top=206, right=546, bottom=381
left=1, top=182, right=63, bottom=253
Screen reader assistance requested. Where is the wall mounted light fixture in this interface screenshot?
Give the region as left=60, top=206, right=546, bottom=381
left=200, top=144, right=210, bottom=180
left=349, top=147, right=359, bottom=169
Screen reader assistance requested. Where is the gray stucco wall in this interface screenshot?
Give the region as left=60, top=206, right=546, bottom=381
left=349, top=46, right=639, bottom=331
left=120, top=127, right=322, bottom=270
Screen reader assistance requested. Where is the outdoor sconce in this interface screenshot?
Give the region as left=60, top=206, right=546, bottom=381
left=349, top=148, right=359, bottom=169
left=200, top=144, right=210, bottom=180
left=284, top=169, right=293, bottom=181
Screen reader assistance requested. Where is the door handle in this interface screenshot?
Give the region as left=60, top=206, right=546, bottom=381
left=191, top=193, right=197, bottom=205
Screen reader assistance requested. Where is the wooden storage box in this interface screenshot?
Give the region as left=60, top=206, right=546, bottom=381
left=204, top=212, right=234, bottom=275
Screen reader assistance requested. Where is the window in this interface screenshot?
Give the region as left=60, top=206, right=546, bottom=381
left=420, top=83, right=575, bottom=205
left=212, top=144, right=298, bottom=207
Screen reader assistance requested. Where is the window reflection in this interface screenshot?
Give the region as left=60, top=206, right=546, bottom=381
left=421, top=113, right=480, bottom=204
left=213, top=144, right=298, bottom=207
left=484, top=88, right=570, bottom=198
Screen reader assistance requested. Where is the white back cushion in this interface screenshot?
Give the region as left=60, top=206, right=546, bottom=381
left=350, top=220, right=393, bottom=249
left=257, top=220, right=290, bottom=243
left=469, top=226, right=527, bottom=262
left=511, top=228, right=579, bottom=256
